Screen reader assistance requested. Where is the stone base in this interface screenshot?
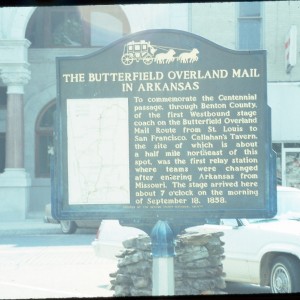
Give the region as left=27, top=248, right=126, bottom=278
left=0, top=168, right=31, bottom=221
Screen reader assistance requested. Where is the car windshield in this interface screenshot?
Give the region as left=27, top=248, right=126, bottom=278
left=247, top=212, right=300, bottom=224
left=245, top=188, right=300, bottom=224
left=246, top=218, right=278, bottom=224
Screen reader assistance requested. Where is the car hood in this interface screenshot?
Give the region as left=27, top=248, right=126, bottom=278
left=276, top=212, right=300, bottom=220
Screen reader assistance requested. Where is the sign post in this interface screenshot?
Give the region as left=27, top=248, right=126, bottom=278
left=53, top=29, right=276, bottom=230
left=151, top=220, right=175, bottom=296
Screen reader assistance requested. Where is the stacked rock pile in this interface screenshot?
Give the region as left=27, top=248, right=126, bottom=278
left=175, top=230, right=226, bottom=295
left=109, top=228, right=226, bottom=296
left=110, top=235, right=152, bottom=296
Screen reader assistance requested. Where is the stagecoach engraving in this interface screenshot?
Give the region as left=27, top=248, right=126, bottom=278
left=121, top=40, right=199, bottom=65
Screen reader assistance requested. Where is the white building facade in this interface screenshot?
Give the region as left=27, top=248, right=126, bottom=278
left=0, top=1, right=299, bottom=220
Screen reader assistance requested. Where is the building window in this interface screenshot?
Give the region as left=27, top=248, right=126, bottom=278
left=272, top=142, right=300, bottom=188
left=26, top=6, right=130, bottom=48
left=50, top=8, right=85, bottom=47
left=272, top=143, right=282, bottom=185
left=238, top=2, right=262, bottom=50
left=35, top=102, right=55, bottom=178
left=0, top=133, right=5, bottom=173
left=0, top=87, right=7, bottom=108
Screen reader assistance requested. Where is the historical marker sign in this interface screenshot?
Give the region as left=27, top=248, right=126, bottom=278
left=53, top=29, right=276, bottom=225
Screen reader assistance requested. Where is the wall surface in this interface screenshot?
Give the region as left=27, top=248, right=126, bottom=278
left=191, top=2, right=236, bottom=50
left=265, top=1, right=300, bottom=81
left=268, top=82, right=300, bottom=141
left=1, top=2, right=300, bottom=216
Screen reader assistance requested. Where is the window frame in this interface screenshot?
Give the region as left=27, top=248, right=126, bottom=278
left=35, top=101, right=55, bottom=178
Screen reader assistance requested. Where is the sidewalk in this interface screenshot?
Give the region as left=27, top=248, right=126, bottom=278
left=0, top=219, right=61, bottom=236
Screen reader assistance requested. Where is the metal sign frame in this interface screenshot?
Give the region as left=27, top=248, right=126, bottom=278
left=52, top=29, right=276, bottom=227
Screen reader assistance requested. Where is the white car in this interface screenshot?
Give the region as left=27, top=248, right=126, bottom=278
left=44, top=203, right=100, bottom=234
left=189, top=186, right=300, bottom=293
left=92, top=220, right=145, bottom=259
left=92, top=186, right=300, bottom=293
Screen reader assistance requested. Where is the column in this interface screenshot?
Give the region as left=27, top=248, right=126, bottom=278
left=2, top=67, right=30, bottom=168
left=0, top=65, right=31, bottom=220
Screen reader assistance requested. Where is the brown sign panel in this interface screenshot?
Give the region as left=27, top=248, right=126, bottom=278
left=53, top=29, right=276, bottom=225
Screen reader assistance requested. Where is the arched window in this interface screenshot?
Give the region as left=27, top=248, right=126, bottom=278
left=26, top=6, right=130, bottom=48
left=35, top=102, right=56, bottom=178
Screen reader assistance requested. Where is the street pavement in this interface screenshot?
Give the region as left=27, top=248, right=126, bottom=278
left=0, top=218, right=275, bottom=297
left=0, top=219, right=117, bottom=299
left=0, top=218, right=62, bottom=236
